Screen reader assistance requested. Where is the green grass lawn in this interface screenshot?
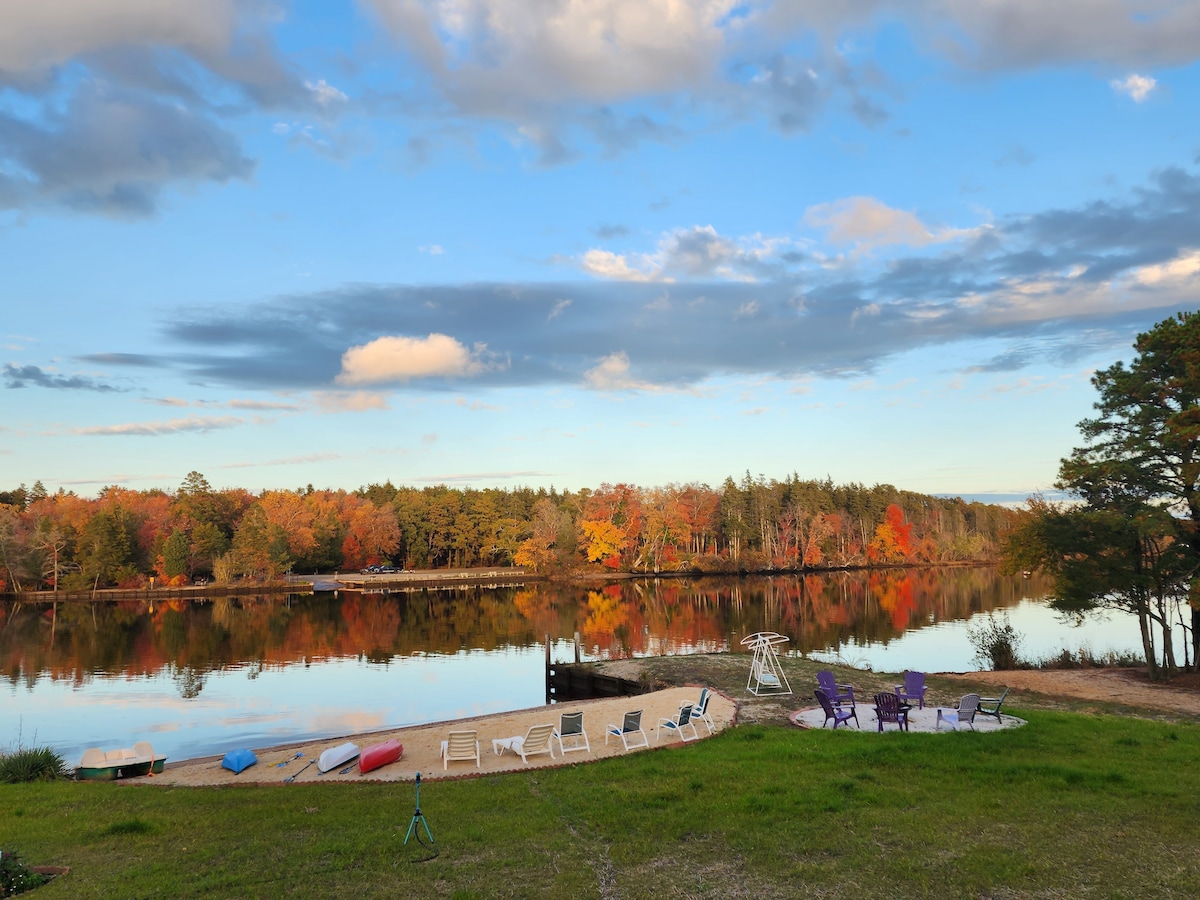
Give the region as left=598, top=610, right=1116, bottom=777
left=4, top=706, right=1198, bottom=898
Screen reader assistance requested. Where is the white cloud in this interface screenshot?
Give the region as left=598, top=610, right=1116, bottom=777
left=335, top=333, right=494, bottom=384
left=1132, top=250, right=1200, bottom=286
left=0, top=1, right=235, bottom=73
left=581, top=249, right=661, bottom=282
left=1110, top=73, right=1157, bottom=102
left=583, top=226, right=795, bottom=282
left=227, top=399, right=299, bottom=411
left=312, top=391, right=391, bottom=413
left=419, top=244, right=445, bottom=255
left=73, top=415, right=245, bottom=436
left=367, top=0, right=734, bottom=106
left=142, top=397, right=300, bottom=411
left=850, top=303, right=881, bottom=326
left=146, top=396, right=192, bottom=407
left=804, top=196, right=976, bottom=250
left=583, top=351, right=662, bottom=392
left=911, top=2, right=1200, bottom=71
left=548, top=298, right=572, bottom=320
left=306, top=79, right=348, bottom=107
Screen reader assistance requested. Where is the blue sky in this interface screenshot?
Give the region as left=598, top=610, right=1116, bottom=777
left=3, top=1, right=1199, bottom=502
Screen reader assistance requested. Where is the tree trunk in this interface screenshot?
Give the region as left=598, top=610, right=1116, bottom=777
left=1193, top=606, right=1200, bottom=671
left=1137, top=595, right=1161, bottom=681
left=1158, top=594, right=1178, bottom=675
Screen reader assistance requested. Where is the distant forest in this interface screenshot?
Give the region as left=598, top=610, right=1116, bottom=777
left=0, top=472, right=1021, bottom=591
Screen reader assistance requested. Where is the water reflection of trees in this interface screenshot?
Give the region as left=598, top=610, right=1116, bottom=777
left=0, top=569, right=1048, bottom=690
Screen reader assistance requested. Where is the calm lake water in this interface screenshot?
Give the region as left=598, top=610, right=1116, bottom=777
left=1, top=568, right=1148, bottom=764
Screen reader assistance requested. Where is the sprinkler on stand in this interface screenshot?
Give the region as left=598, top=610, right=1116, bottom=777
left=404, top=772, right=435, bottom=855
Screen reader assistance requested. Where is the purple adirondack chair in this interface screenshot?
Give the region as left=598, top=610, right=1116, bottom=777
left=816, top=670, right=855, bottom=708
left=814, top=689, right=858, bottom=729
left=894, top=670, right=927, bottom=709
left=873, top=692, right=910, bottom=732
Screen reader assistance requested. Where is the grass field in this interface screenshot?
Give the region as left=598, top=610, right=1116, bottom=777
left=3, top=657, right=1198, bottom=898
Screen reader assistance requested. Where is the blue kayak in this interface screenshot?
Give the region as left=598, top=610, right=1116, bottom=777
left=221, top=748, right=258, bottom=774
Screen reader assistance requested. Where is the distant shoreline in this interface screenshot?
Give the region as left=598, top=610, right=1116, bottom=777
left=1, top=560, right=1000, bottom=602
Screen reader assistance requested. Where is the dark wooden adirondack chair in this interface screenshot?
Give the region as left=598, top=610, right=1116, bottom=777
left=894, top=670, right=928, bottom=709
left=974, top=687, right=1010, bottom=723
left=873, top=692, right=910, bottom=732
left=815, top=688, right=859, bottom=729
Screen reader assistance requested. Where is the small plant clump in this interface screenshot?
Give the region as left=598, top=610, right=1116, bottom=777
left=0, top=747, right=69, bottom=785
left=0, top=850, right=49, bottom=898
left=967, top=613, right=1027, bottom=670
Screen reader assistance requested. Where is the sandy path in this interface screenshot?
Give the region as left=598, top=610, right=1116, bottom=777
left=140, top=687, right=734, bottom=788
left=940, top=668, right=1200, bottom=716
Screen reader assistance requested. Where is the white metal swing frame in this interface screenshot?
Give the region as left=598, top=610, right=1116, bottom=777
left=741, top=632, right=793, bottom=696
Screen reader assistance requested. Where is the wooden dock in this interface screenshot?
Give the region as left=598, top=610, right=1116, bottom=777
left=544, top=634, right=647, bottom=703
left=330, top=567, right=529, bottom=592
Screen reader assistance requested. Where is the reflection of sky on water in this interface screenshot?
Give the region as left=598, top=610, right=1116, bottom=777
left=809, top=599, right=1157, bottom=673
left=6, top=646, right=563, bottom=765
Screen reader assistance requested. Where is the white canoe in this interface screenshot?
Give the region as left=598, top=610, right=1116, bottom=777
left=318, top=741, right=360, bottom=773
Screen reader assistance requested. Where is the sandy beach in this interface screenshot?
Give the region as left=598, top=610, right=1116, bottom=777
left=130, top=662, right=1192, bottom=789
left=143, top=686, right=735, bottom=787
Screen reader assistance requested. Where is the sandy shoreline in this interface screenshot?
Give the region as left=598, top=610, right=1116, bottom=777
left=122, top=663, right=1197, bottom=788
left=140, top=686, right=735, bottom=787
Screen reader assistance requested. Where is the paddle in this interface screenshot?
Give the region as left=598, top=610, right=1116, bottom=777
left=275, top=752, right=303, bottom=768
left=284, top=759, right=315, bottom=783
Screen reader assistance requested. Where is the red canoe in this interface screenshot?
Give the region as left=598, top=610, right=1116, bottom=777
left=359, top=739, right=403, bottom=774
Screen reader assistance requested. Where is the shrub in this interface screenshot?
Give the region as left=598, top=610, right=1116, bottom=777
left=967, top=613, right=1026, bottom=670
left=0, top=849, right=49, bottom=897
left=0, top=746, right=69, bottom=784
left=1035, top=647, right=1145, bottom=670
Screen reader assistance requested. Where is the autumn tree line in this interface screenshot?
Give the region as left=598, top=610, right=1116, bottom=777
left=0, top=471, right=1019, bottom=592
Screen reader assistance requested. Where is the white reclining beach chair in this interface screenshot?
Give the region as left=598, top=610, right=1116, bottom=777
left=492, top=723, right=556, bottom=764
left=441, top=730, right=481, bottom=769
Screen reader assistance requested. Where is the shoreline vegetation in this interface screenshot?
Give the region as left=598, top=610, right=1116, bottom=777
left=3, top=654, right=1199, bottom=898
left=1, top=558, right=996, bottom=602
left=1, top=472, right=1018, bottom=597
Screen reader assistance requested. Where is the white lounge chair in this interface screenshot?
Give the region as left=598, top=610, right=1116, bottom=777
left=440, top=730, right=480, bottom=769
left=605, top=710, right=649, bottom=751
left=492, top=723, right=556, bottom=764
left=690, top=688, right=716, bottom=735
left=554, top=711, right=591, bottom=756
